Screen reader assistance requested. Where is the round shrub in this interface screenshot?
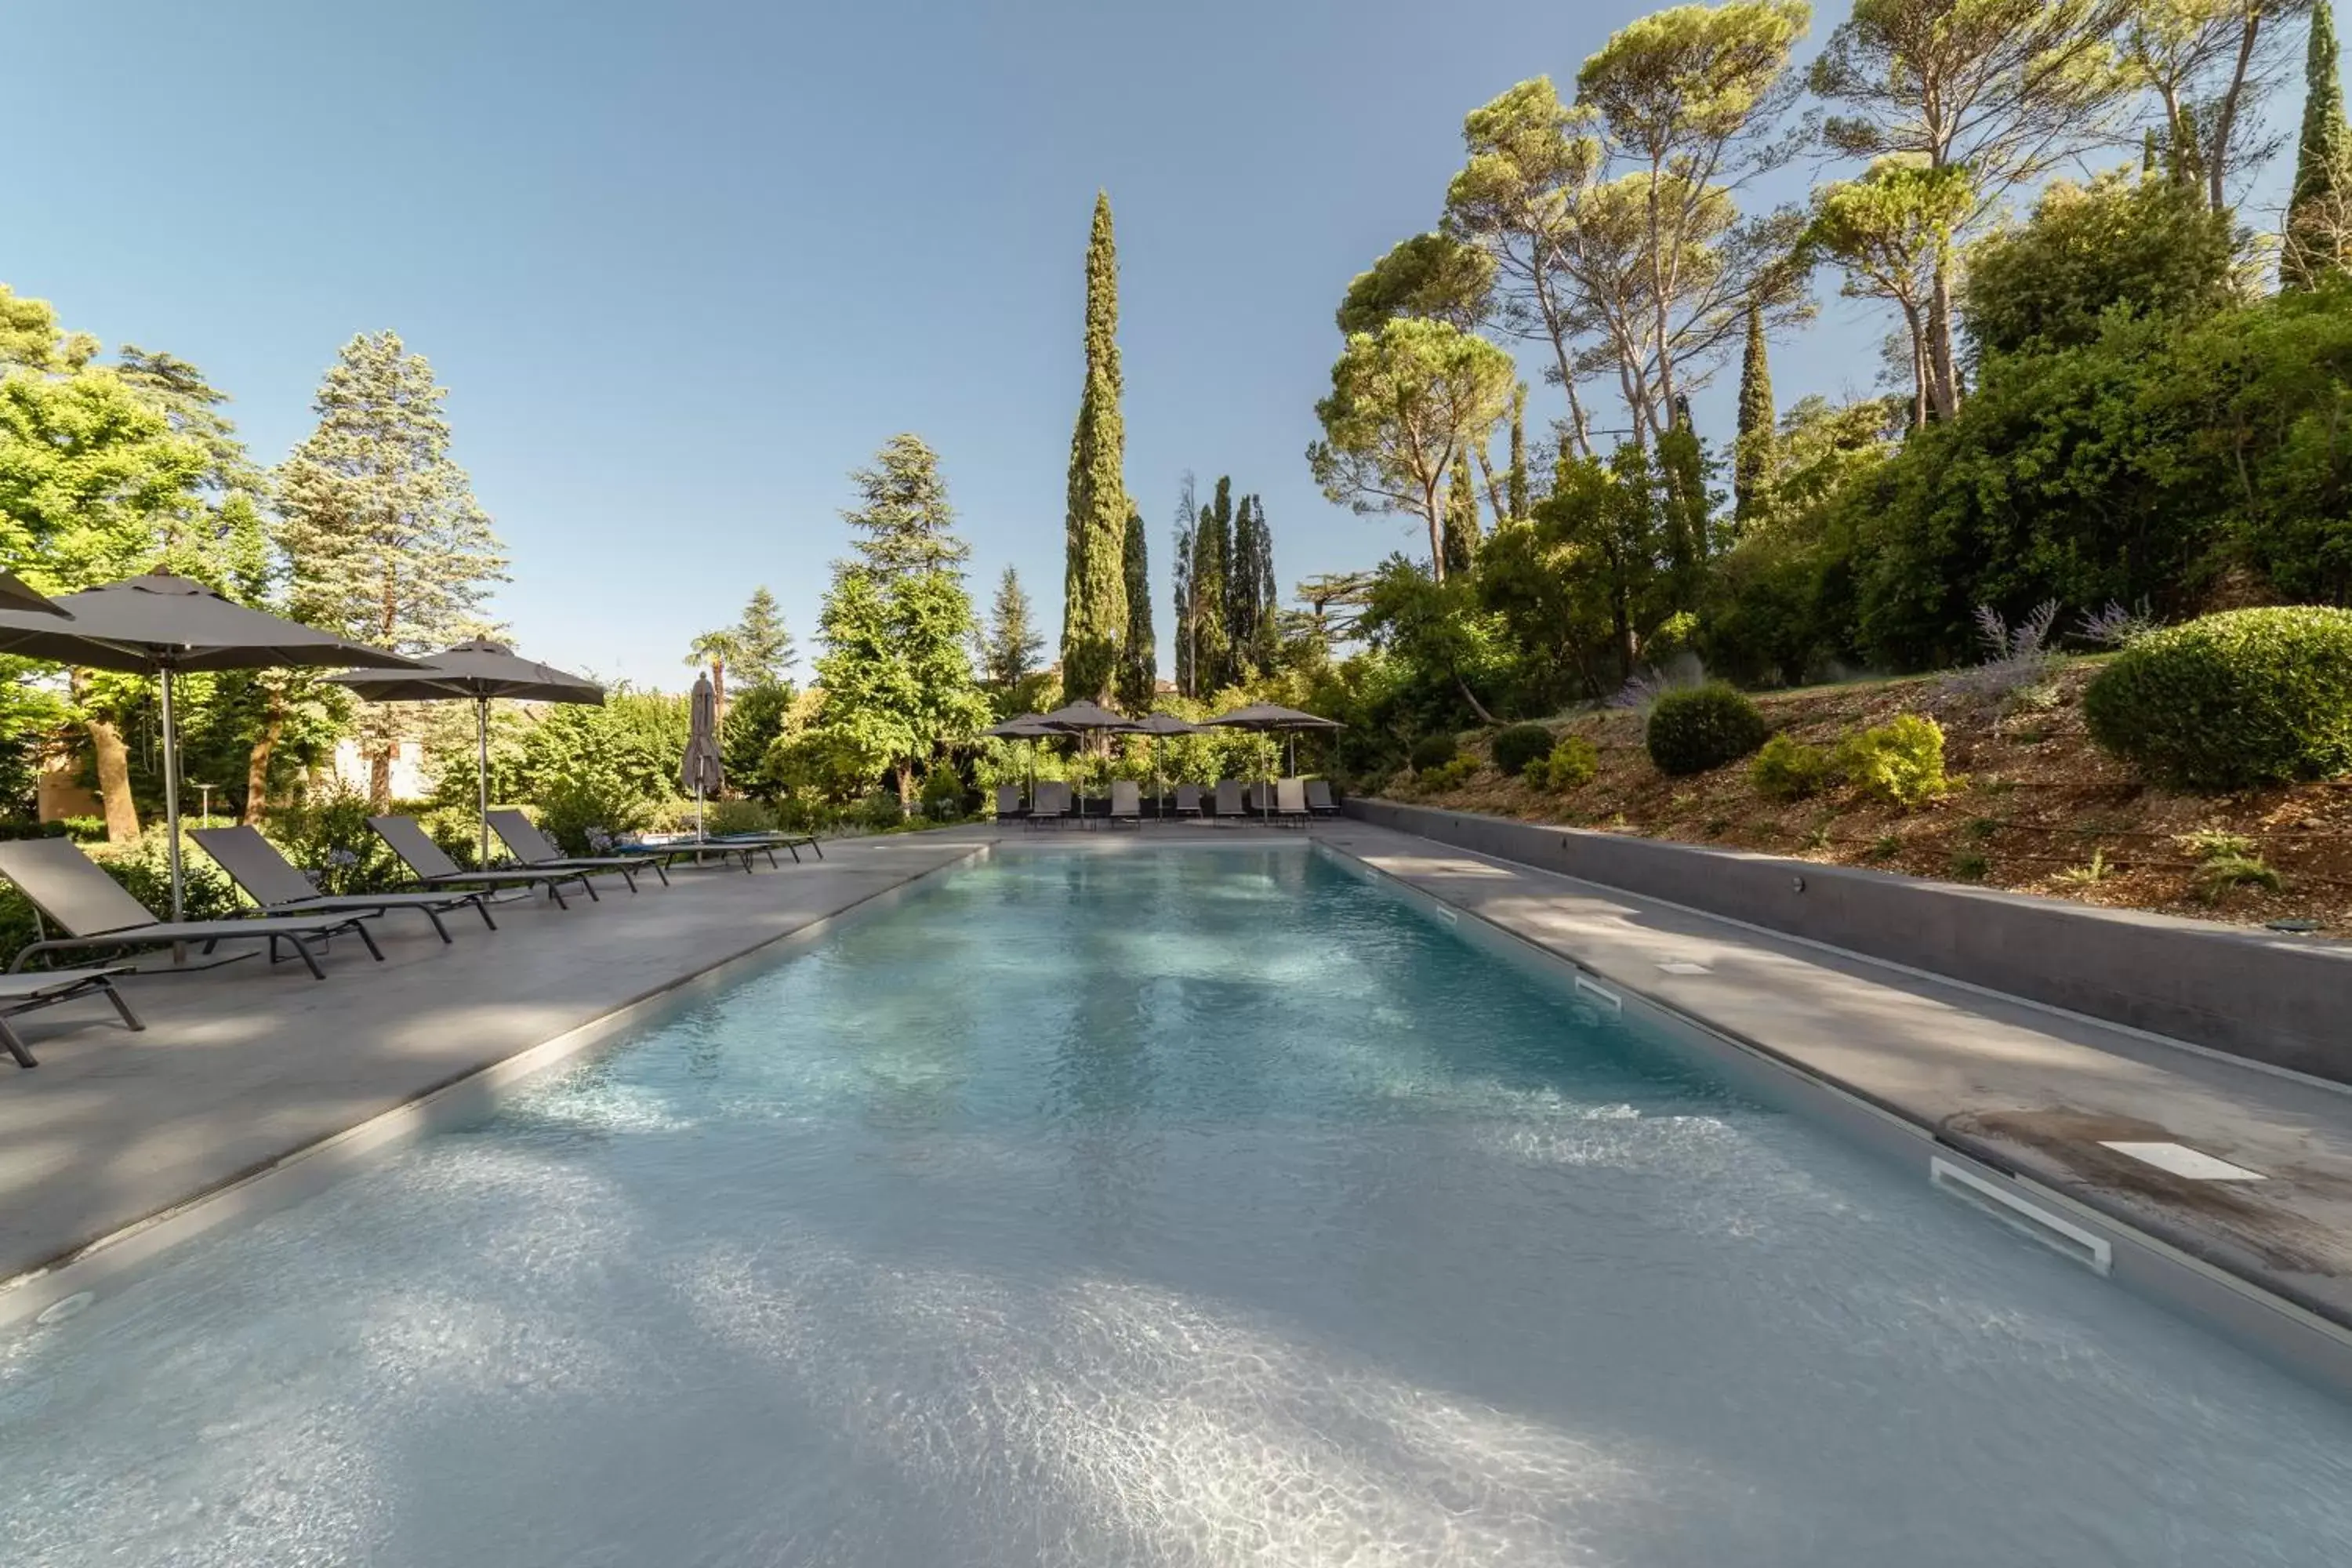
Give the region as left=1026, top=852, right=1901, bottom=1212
left=1531, top=735, right=1599, bottom=792
left=1750, top=735, right=1831, bottom=802
left=1835, top=714, right=1952, bottom=808
left=1645, top=683, right=1769, bottom=776
left=1409, top=731, right=1461, bottom=772
left=2084, top=607, right=2352, bottom=790
left=1491, top=723, right=1556, bottom=777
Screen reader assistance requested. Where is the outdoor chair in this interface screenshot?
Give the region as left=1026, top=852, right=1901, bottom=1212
left=194, top=825, right=497, bottom=943
left=1028, top=781, right=1073, bottom=830
left=1275, top=778, right=1310, bottom=829
left=1213, top=780, right=1244, bottom=820
left=1305, top=779, right=1339, bottom=818
left=0, top=837, right=383, bottom=981
left=368, top=815, right=599, bottom=908
left=1108, top=780, right=1142, bottom=828
left=619, top=829, right=818, bottom=869
left=994, top=785, right=1028, bottom=825
left=487, top=810, right=662, bottom=891
left=0, top=965, right=143, bottom=1068
left=1172, top=784, right=1203, bottom=821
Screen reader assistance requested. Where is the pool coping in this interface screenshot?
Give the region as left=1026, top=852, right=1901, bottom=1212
left=0, top=841, right=990, bottom=1335
left=1308, top=834, right=2352, bottom=1400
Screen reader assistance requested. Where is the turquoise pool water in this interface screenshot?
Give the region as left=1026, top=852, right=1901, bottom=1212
left=3, top=848, right=2350, bottom=1566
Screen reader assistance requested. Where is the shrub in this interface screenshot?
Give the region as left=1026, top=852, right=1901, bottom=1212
left=1409, top=732, right=1461, bottom=772
left=264, top=784, right=410, bottom=894
left=918, top=768, right=967, bottom=822
left=1750, top=735, right=1831, bottom=801
left=1414, top=755, right=1480, bottom=792
left=2083, top=607, right=2352, bottom=790
left=1491, top=724, right=1555, bottom=777
left=535, top=774, right=654, bottom=856
left=1644, top=683, right=1769, bottom=776
left=1835, top=714, right=1952, bottom=808
left=1530, top=736, right=1599, bottom=792
left=857, top=790, right=907, bottom=831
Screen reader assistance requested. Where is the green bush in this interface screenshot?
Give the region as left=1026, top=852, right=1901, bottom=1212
left=1409, top=732, right=1461, bottom=772
left=1645, top=683, right=1769, bottom=776
left=2083, top=607, right=2352, bottom=790
left=919, top=768, right=967, bottom=822
left=1491, top=724, right=1556, bottom=777
left=1414, top=755, right=1480, bottom=792
left=1836, top=714, right=1952, bottom=808
left=1530, top=736, right=1599, bottom=792
left=535, top=774, right=654, bottom=856
left=264, top=784, right=411, bottom=894
left=857, top=790, right=907, bottom=831
left=1750, top=735, right=1832, bottom=801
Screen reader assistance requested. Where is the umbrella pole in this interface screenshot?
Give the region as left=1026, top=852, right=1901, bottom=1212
left=476, top=695, right=491, bottom=868
left=160, top=666, right=184, bottom=923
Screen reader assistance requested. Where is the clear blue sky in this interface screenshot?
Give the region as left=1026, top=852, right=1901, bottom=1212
left=5, top=1, right=2313, bottom=690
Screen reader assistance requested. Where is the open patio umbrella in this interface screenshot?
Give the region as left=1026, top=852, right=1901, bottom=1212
left=681, top=673, right=724, bottom=840
left=0, top=571, right=71, bottom=619
left=329, top=637, right=605, bottom=866
left=1131, top=711, right=1201, bottom=808
left=0, top=572, right=423, bottom=920
left=1206, top=702, right=1348, bottom=812
left=1037, top=700, right=1145, bottom=807
left=982, top=712, right=1062, bottom=797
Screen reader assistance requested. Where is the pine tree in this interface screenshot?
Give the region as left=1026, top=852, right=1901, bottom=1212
left=1441, top=452, right=1480, bottom=576
left=732, top=586, right=797, bottom=687
left=1116, top=504, right=1156, bottom=710
left=1190, top=477, right=1233, bottom=692
left=982, top=566, right=1044, bottom=689
left=2286, top=0, right=2352, bottom=290
left=843, top=433, right=968, bottom=579
left=1171, top=477, right=1196, bottom=697
left=1060, top=192, right=1130, bottom=700
left=1732, top=303, right=1775, bottom=529
left=1506, top=384, right=1530, bottom=521
left=276, top=332, right=507, bottom=804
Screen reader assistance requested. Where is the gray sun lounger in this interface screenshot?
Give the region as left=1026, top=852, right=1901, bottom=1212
left=1173, top=783, right=1203, bottom=820
left=1306, top=779, right=1338, bottom=817
left=1275, top=778, right=1310, bottom=828
left=1213, top=780, right=1244, bottom=820
left=194, top=826, right=498, bottom=943
left=994, top=785, right=1028, bottom=824
left=1027, top=780, right=1073, bottom=830
left=0, top=838, right=382, bottom=980
left=0, top=965, right=142, bottom=1068
left=1108, top=780, right=1142, bottom=828
left=485, top=811, right=662, bottom=890
left=368, top=815, right=597, bottom=907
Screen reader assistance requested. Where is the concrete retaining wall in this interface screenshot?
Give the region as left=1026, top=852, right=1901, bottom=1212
left=1345, top=797, right=2352, bottom=1083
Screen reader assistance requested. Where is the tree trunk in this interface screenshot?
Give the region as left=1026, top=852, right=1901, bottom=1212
left=1472, top=445, right=1508, bottom=528
left=242, top=695, right=285, bottom=824
left=368, top=747, right=394, bottom=809
left=895, top=761, right=913, bottom=811
left=1450, top=669, right=1498, bottom=726
left=710, top=658, right=728, bottom=726
left=2209, top=13, right=2263, bottom=214
left=87, top=719, right=140, bottom=842
left=1424, top=474, right=1448, bottom=582
left=1926, top=253, right=1961, bottom=421
left=1900, top=300, right=1928, bottom=431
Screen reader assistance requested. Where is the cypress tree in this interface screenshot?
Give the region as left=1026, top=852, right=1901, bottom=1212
left=1732, top=303, right=1774, bottom=529
left=1061, top=192, right=1129, bottom=699
left=1249, top=497, right=1279, bottom=675
left=1191, top=477, right=1232, bottom=691
left=2287, top=0, right=2352, bottom=289
left=1441, top=452, right=1479, bottom=576
left=1506, top=384, right=1530, bottom=521
left=1116, top=504, right=1156, bottom=710
left=1171, top=477, right=1196, bottom=698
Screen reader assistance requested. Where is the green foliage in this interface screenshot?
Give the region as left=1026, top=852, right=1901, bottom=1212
left=1733, top=303, right=1774, bottom=528
left=857, top=790, right=907, bottom=832
left=720, top=681, right=796, bottom=801
left=1530, top=735, right=1600, bottom=792
left=263, top=785, right=410, bottom=893
left=1442, top=451, right=1480, bottom=577
left=918, top=767, right=968, bottom=822
left=1414, top=755, right=1481, bottom=792
left=1490, top=723, right=1555, bottom=776
left=1750, top=734, right=1832, bottom=800
left=2286, top=0, right=2352, bottom=289
left=1645, top=683, right=1769, bottom=775
left=982, top=566, right=1045, bottom=690
left=1409, top=731, right=1461, bottom=771
left=2083, top=608, right=2352, bottom=789
left=1062, top=192, right=1129, bottom=702
left=1116, top=503, right=1156, bottom=711
left=1835, top=713, right=1952, bottom=808
left=1335, top=231, right=1496, bottom=334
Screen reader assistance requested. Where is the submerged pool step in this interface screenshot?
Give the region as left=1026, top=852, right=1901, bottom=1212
left=1930, top=1156, right=2114, bottom=1276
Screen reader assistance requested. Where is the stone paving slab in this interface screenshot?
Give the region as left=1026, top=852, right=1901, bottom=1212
left=0, top=835, right=983, bottom=1286
left=1319, top=822, right=2352, bottom=1332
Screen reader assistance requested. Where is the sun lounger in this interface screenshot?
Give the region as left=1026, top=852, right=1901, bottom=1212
left=368, top=815, right=597, bottom=907
left=1212, top=780, right=1243, bottom=820
left=1173, top=783, right=1203, bottom=821
left=1028, top=780, right=1073, bottom=830
left=194, top=826, right=497, bottom=943
left=1305, top=779, right=1338, bottom=818
left=994, top=785, right=1028, bottom=824
left=1276, top=778, right=1310, bottom=828
left=1108, top=780, right=1142, bottom=827
left=0, top=965, right=142, bottom=1068
left=0, top=838, right=382, bottom=981
left=486, top=810, right=662, bottom=891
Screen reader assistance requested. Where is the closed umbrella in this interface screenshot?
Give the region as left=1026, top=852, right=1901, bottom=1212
left=0, top=572, right=422, bottom=920
left=0, top=571, right=71, bottom=619
left=681, top=673, right=724, bottom=840
left=329, top=638, right=604, bottom=866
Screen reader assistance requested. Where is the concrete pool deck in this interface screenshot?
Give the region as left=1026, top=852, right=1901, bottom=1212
left=3, top=819, right=2350, bottom=1363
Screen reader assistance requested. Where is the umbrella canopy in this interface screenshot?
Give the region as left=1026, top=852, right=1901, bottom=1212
left=681, top=673, right=724, bottom=836
left=1203, top=702, right=1345, bottom=731
left=0, top=571, right=71, bottom=619
left=1131, top=712, right=1203, bottom=735
left=1037, top=699, right=1145, bottom=734
left=330, top=638, right=606, bottom=865
left=0, top=572, right=423, bottom=922
left=982, top=712, right=1062, bottom=739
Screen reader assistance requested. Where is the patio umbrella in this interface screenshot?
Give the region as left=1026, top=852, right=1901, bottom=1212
left=1131, top=712, right=1201, bottom=807
left=328, top=638, right=605, bottom=866
left=982, top=712, right=1062, bottom=796
left=0, top=572, right=423, bottom=920
left=1205, top=702, right=1348, bottom=796
left=0, top=571, right=71, bottom=619
left=681, top=673, right=724, bottom=840
left=1037, top=700, right=1145, bottom=804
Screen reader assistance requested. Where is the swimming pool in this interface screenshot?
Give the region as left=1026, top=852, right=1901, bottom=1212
left=3, top=847, right=2349, bottom=1566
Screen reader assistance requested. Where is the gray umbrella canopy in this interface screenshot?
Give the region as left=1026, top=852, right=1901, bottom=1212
left=681, top=673, right=724, bottom=834
left=982, top=712, right=1061, bottom=739
left=1203, top=702, right=1345, bottom=731
left=1131, top=711, right=1203, bottom=735
left=0, top=571, right=71, bottom=619
left=1037, top=699, right=1145, bottom=734
left=0, top=572, right=423, bottom=922
left=330, top=638, right=606, bottom=865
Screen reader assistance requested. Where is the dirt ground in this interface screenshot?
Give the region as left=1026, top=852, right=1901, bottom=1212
left=1392, top=660, right=2352, bottom=938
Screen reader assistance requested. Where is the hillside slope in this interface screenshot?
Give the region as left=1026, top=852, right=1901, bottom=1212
left=1389, top=662, right=2352, bottom=937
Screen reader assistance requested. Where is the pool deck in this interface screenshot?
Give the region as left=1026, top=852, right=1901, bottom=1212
left=4, top=818, right=2351, bottom=1353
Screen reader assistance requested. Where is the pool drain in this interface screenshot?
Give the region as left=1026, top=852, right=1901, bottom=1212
left=1930, top=1158, right=2112, bottom=1276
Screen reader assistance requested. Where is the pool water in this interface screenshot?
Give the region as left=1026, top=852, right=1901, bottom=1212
left=3, top=848, right=2350, bottom=1566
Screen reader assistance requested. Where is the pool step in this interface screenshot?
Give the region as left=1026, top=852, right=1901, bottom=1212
left=1930, top=1156, right=2114, bottom=1276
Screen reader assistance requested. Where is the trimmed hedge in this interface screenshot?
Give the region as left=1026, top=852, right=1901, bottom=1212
left=2084, top=607, right=2352, bottom=790
left=1491, top=723, right=1555, bottom=777
left=1646, top=683, right=1769, bottom=776
left=1409, top=731, right=1461, bottom=771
